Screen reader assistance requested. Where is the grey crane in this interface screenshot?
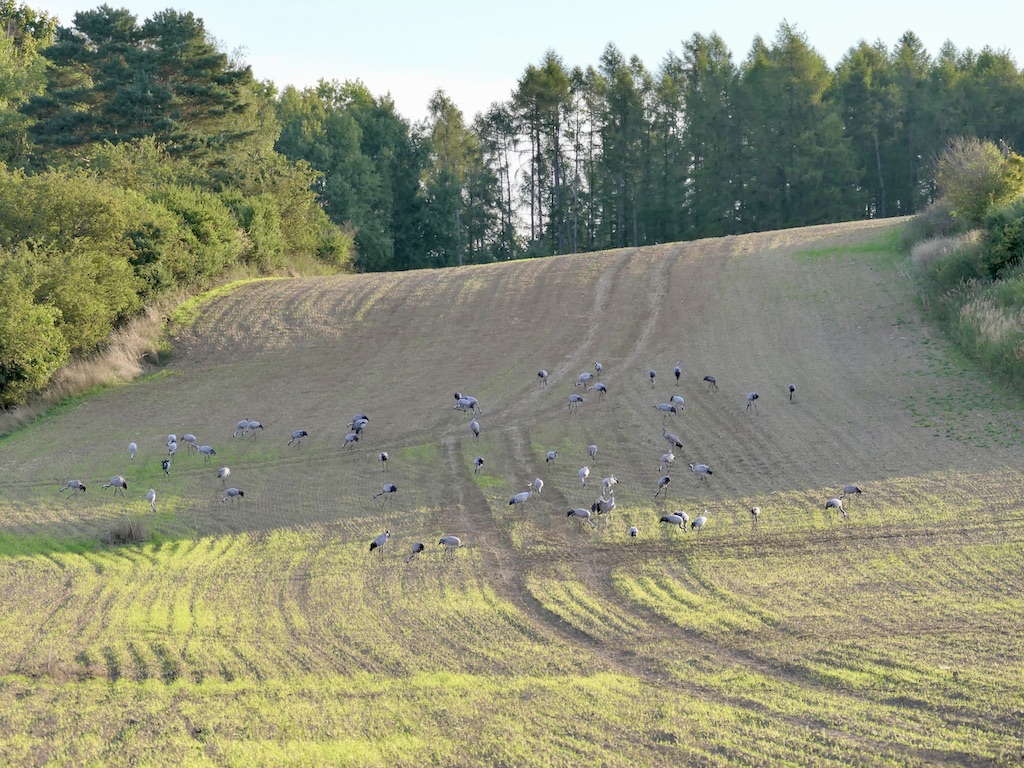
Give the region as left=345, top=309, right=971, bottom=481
left=745, top=392, right=759, bottom=413
left=167, top=434, right=177, bottom=446
left=197, top=445, right=217, bottom=463
left=691, top=512, right=709, bottom=533
left=453, top=393, right=481, bottom=413
left=659, top=511, right=689, bottom=529
left=601, top=475, right=618, bottom=494
left=825, top=498, right=848, bottom=518
left=674, top=361, right=682, bottom=384
left=379, top=451, right=389, bottom=471
left=751, top=506, right=761, bottom=525
left=659, top=451, right=675, bottom=472
left=439, top=535, right=465, bottom=554
left=233, top=420, right=250, bottom=438
left=689, top=463, right=713, bottom=483
left=532, top=477, right=544, bottom=495
left=568, top=394, right=584, bottom=413
left=374, top=483, right=398, bottom=501
left=567, top=508, right=596, bottom=530
left=509, top=486, right=533, bottom=507
left=628, top=525, right=638, bottom=540
left=103, top=475, right=128, bottom=496
left=349, top=413, right=370, bottom=428
left=474, top=456, right=484, bottom=474
left=594, top=361, right=603, bottom=374
left=406, top=542, right=425, bottom=562
left=369, top=530, right=391, bottom=553
left=223, top=487, right=244, bottom=503
left=161, top=459, right=171, bottom=476
left=546, top=450, right=557, bottom=464
left=788, top=383, right=796, bottom=402
left=703, top=374, right=718, bottom=391
left=217, top=466, right=230, bottom=486
left=147, top=488, right=157, bottom=512
left=578, top=466, right=590, bottom=485
left=592, top=493, right=616, bottom=519
left=576, top=372, right=593, bottom=387
left=654, top=475, right=672, bottom=498
left=588, top=444, right=598, bottom=460
left=128, top=441, right=138, bottom=461
left=343, top=432, right=360, bottom=447
left=588, top=382, right=608, bottom=399
left=670, top=395, right=685, bottom=410
left=841, top=484, right=863, bottom=498
left=60, top=479, right=86, bottom=497
left=648, top=369, right=656, bottom=387
left=167, top=440, right=177, bottom=458
left=287, top=430, right=308, bottom=447
left=654, top=403, right=677, bottom=424
left=538, top=369, right=549, bottom=387
left=245, top=420, right=264, bottom=436
left=663, top=428, right=683, bottom=450
left=469, top=418, right=481, bottom=440
left=183, top=434, right=197, bottom=452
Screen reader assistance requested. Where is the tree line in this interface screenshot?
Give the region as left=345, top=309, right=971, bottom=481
left=2, top=4, right=1024, bottom=406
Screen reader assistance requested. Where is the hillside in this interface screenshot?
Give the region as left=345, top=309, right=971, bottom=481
left=1, top=219, right=1022, bottom=766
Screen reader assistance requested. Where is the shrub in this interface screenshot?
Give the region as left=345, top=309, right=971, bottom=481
left=150, top=185, right=243, bottom=284
left=980, top=195, right=1024, bottom=279
left=934, top=137, right=1024, bottom=225
left=900, top=199, right=961, bottom=249
left=102, top=516, right=150, bottom=545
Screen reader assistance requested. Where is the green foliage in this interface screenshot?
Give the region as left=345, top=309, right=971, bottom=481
left=0, top=254, right=68, bottom=406
left=980, top=194, right=1024, bottom=278
left=149, top=185, right=242, bottom=283
left=935, top=137, right=1024, bottom=225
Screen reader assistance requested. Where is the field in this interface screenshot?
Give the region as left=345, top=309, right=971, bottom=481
left=1, top=219, right=1023, bottom=766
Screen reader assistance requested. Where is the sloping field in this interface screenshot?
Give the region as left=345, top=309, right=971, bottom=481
left=1, top=219, right=1023, bottom=766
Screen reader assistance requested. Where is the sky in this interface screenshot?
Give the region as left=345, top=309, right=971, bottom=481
left=32, top=1, right=1024, bottom=124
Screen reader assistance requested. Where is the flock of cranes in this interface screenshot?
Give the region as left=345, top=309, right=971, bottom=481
left=55, top=354, right=860, bottom=560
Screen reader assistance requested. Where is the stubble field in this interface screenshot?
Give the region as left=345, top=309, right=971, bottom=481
left=1, top=218, right=1022, bottom=766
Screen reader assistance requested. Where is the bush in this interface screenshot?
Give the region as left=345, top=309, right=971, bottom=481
left=980, top=195, right=1024, bottom=279
left=934, top=137, right=1024, bottom=225
left=150, top=185, right=243, bottom=284
left=900, top=199, right=961, bottom=249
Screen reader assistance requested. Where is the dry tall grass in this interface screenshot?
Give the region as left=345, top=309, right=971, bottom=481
left=0, top=303, right=171, bottom=436
left=909, top=230, right=981, bottom=270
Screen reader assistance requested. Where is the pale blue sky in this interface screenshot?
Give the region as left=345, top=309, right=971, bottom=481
left=34, top=1, right=1024, bottom=123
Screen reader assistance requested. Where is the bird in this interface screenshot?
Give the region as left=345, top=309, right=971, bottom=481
left=654, top=475, right=671, bottom=498
left=223, top=487, right=244, bottom=503
left=59, top=479, right=86, bottom=497
left=128, top=441, right=138, bottom=461
left=648, top=369, right=656, bottom=387
left=406, top=542, right=426, bottom=562
left=182, top=434, right=197, bottom=452
left=343, top=433, right=360, bottom=447
left=703, top=375, right=718, bottom=391
left=538, top=369, right=549, bottom=387
left=659, top=512, right=689, bottom=529
left=167, top=434, right=177, bottom=446
left=670, top=394, right=685, bottom=409
left=576, top=372, right=593, bottom=387
left=654, top=403, right=677, bottom=424
left=659, top=451, right=675, bottom=472
left=379, top=451, right=389, bottom=471
left=509, top=486, right=533, bottom=507
left=546, top=450, right=557, bottom=464
left=453, top=393, right=481, bottom=413
left=689, top=463, right=713, bottom=483
left=532, top=477, right=544, bottom=495
left=841, top=484, right=863, bottom=498
left=568, top=394, right=584, bottom=413
left=217, top=466, right=230, bottom=486
left=287, top=430, right=308, bottom=447
left=474, top=456, right=484, bottom=474
left=103, top=475, right=128, bottom=496
left=439, top=535, right=465, bottom=554
left=197, top=445, right=216, bottom=463
left=245, top=420, right=264, bottom=436
left=167, top=441, right=177, bottom=459
left=578, top=466, right=590, bottom=485
left=233, top=420, right=250, bottom=438
left=588, top=382, right=608, bottom=399
left=673, top=361, right=682, bottom=383
left=469, top=419, right=480, bottom=439
left=601, top=476, right=618, bottom=494
left=663, top=428, right=683, bottom=450
left=567, top=508, right=596, bottom=529
left=594, top=361, right=603, bottom=374
left=751, top=506, right=761, bottom=525
left=592, top=494, right=616, bottom=518
left=588, top=444, right=598, bottom=460
left=161, top=459, right=171, bottom=476
left=146, top=488, right=157, bottom=512
left=825, top=498, right=848, bottom=518
left=745, top=392, right=759, bottom=412
left=691, top=512, right=709, bottom=533
left=374, top=483, right=398, bottom=501
left=788, top=383, right=796, bottom=402
left=628, top=525, right=638, bottom=540
left=369, top=530, right=391, bottom=553
left=350, top=417, right=369, bottom=435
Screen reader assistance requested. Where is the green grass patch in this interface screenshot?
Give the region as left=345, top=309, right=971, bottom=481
left=169, top=278, right=283, bottom=331
left=794, top=226, right=903, bottom=264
